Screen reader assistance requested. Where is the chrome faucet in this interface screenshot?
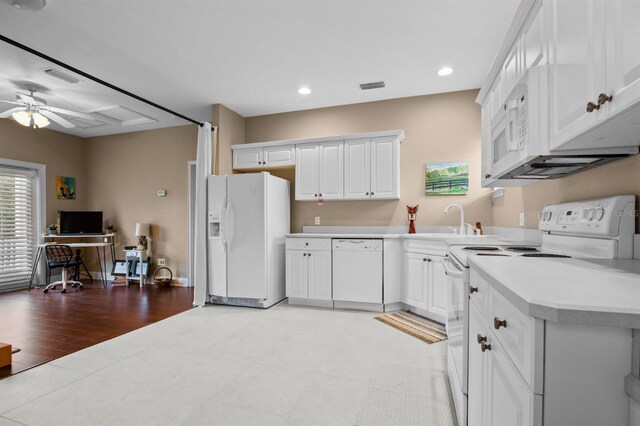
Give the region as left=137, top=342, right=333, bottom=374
left=444, top=204, right=465, bottom=235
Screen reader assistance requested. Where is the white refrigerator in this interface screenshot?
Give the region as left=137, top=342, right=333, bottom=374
left=207, top=172, right=290, bottom=308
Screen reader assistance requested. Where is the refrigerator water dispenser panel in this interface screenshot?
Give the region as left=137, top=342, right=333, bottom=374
left=208, top=212, right=221, bottom=238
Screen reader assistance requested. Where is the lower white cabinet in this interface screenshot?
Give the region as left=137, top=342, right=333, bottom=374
left=404, top=251, right=448, bottom=323
left=286, top=248, right=331, bottom=301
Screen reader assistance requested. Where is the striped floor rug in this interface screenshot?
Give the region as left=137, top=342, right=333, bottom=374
left=375, top=311, right=447, bottom=344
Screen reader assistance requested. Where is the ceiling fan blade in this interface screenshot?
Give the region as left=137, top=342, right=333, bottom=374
left=0, top=107, right=25, bottom=118
left=17, top=93, right=36, bottom=104
left=41, top=106, right=93, bottom=121
left=0, top=100, right=21, bottom=106
left=38, top=110, right=75, bottom=128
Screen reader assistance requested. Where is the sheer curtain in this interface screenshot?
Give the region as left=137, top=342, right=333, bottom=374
left=193, top=123, right=214, bottom=306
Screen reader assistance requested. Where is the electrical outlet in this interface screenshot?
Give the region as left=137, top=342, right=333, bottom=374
left=314, top=216, right=320, bottom=225
left=157, top=258, right=166, bottom=266
left=519, top=212, right=525, bottom=227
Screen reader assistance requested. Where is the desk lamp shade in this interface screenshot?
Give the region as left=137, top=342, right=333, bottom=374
left=135, top=223, right=150, bottom=237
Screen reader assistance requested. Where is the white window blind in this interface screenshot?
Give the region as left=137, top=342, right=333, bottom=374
left=0, top=167, right=36, bottom=289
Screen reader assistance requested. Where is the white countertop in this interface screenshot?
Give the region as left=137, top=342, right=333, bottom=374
left=468, top=256, right=640, bottom=328
left=285, top=232, right=506, bottom=244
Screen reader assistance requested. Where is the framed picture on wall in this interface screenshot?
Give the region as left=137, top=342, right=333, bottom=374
left=425, top=162, right=469, bottom=195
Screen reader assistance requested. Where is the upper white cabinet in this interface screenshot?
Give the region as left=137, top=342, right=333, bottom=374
left=233, top=145, right=295, bottom=170
left=232, top=130, right=403, bottom=200
left=344, top=136, right=400, bottom=200
left=295, top=142, right=344, bottom=201
left=548, top=0, right=606, bottom=150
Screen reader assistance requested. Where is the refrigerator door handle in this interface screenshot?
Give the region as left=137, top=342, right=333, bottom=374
left=226, top=199, right=233, bottom=252
left=220, top=204, right=228, bottom=253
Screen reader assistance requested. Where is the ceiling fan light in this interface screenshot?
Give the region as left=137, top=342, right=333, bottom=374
left=32, top=112, right=50, bottom=128
left=12, top=110, right=32, bottom=127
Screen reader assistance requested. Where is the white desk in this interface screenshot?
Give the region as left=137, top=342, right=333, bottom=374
left=29, top=241, right=113, bottom=290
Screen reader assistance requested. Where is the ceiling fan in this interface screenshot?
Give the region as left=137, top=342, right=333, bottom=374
left=0, top=91, right=93, bottom=129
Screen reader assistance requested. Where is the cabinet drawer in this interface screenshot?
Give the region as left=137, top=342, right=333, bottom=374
left=469, top=269, right=491, bottom=320
left=403, top=238, right=448, bottom=254
left=285, top=238, right=331, bottom=251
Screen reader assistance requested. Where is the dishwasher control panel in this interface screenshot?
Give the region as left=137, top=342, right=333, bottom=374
left=332, top=239, right=383, bottom=251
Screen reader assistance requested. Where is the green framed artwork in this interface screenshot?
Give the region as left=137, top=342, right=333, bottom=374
left=425, top=162, right=468, bottom=195
left=56, top=176, right=76, bottom=200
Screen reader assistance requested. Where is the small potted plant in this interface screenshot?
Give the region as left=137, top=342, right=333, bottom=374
left=47, top=224, right=58, bottom=235
left=105, top=224, right=117, bottom=235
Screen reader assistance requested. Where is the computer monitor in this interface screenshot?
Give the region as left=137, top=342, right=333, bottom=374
left=59, top=211, right=103, bottom=235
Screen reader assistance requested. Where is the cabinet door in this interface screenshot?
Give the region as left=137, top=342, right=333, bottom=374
left=468, top=302, right=489, bottom=426
left=295, top=145, right=319, bottom=201
left=606, top=0, right=640, bottom=118
left=485, top=333, right=541, bottom=426
left=318, top=141, right=344, bottom=200
left=344, top=138, right=371, bottom=199
left=264, top=145, right=295, bottom=167
left=307, top=251, right=332, bottom=300
left=427, top=256, right=448, bottom=322
left=233, top=148, right=263, bottom=169
left=503, top=43, right=521, bottom=98
left=286, top=250, right=308, bottom=299
left=404, top=252, right=427, bottom=309
left=370, top=137, right=399, bottom=199
left=481, top=104, right=497, bottom=187
left=522, top=2, right=545, bottom=74
left=549, top=0, right=606, bottom=150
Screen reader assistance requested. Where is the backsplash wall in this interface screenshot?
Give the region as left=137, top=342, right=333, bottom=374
left=244, top=90, right=494, bottom=233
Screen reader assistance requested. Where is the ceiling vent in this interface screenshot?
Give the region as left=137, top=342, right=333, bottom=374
left=359, top=81, right=386, bottom=90
left=42, top=68, right=81, bottom=84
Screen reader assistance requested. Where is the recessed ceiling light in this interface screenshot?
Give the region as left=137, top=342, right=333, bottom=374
left=437, top=67, right=454, bottom=76
left=9, top=0, right=47, bottom=12
left=298, top=87, right=311, bottom=95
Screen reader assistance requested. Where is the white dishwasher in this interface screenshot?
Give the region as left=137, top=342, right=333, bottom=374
left=332, top=239, right=383, bottom=305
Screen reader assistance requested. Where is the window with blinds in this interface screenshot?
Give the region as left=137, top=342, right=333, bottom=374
left=0, top=167, right=36, bottom=289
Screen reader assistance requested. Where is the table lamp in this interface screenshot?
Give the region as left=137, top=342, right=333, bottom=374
left=135, top=223, right=150, bottom=251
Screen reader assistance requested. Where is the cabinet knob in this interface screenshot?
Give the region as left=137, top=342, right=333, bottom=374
left=371, top=192, right=374, bottom=195
left=428, top=258, right=432, bottom=262
left=308, top=253, right=311, bottom=256
left=477, top=334, right=487, bottom=344
left=586, top=101, right=600, bottom=113
left=485, top=173, right=492, bottom=179
left=366, top=192, right=370, bottom=195
left=314, top=194, right=318, bottom=197
left=423, top=258, right=427, bottom=262
left=598, top=93, right=613, bottom=105
left=305, top=242, right=309, bottom=246
left=481, top=342, right=492, bottom=352
left=470, top=286, right=478, bottom=294
left=303, top=253, right=307, bottom=256
left=319, top=193, right=322, bottom=196
left=494, top=317, right=507, bottom=330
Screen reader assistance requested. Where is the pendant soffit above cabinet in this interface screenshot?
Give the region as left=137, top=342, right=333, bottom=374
left=231, top=129, right=405, bottom=150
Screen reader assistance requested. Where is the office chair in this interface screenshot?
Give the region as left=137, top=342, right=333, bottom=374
left=43, top=245, right=83, bottom=294
left=71, top=249, right=93, bottom=283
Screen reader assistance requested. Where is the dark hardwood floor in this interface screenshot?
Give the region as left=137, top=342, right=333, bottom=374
left=0, top=280, right=194, bottom=379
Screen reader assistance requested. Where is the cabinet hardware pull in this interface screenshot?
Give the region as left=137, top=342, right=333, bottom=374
left=319, top=193, right=322, bottom=196
left=470, top=286, right=478, bottom=294
left=423, top=258, right=427, bottom=262
left=485, top=173, right=492, bottom=179
left=305, top=242, right=309, bottom=246
left=427, top=258, right=432, bottom=262
left=303, top=253, right=307, bottom=256
left=308, top=253, right=311, bottom=256
left=477, top=334, right=487, bottom=344
left=366, top=192, right=370, bottom=195
left=481, top=342, right=491, bottom=352
left=494, top=317, right=507, bottom=329
left=586, top=101, right=600, bottom=113
left=598, top=93, right=613, bottom=105
left=371, top=192, right=374, bottom=195
left=314, top=194, right=318, bottom=197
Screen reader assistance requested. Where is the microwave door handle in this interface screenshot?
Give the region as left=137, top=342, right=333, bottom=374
left=505, top=99, right=520, bottom=152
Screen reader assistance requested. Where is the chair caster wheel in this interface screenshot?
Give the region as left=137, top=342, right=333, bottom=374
left=79, top=286, right=83, bottom=290
left=51, top=285, right=57, bottom=290
left=61, top=289, right=66, bottom=294
left=43, top=289, right=49, bottom=294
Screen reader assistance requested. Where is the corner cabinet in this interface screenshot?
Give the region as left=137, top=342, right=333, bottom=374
left=403, top=250, right=448, bottom=324
left=344, top=136, right=400, bottom=200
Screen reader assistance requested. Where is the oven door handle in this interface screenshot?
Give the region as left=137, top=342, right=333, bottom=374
left=442, top=257, right=464, bottom=279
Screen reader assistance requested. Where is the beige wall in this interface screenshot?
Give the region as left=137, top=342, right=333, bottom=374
left=0, top=118, right=87, bottom=226
left=245, top=90, right=493, bottom=232
left=493, top=155, right=640, bottom=230
left=84, top=125, right=197, bottom=278
left=213, top=104, right=245, bottom=176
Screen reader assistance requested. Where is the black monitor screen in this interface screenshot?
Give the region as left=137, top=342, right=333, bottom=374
left=59, top=211, right=103, bottom=235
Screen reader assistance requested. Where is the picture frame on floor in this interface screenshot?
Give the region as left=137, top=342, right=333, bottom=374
left=111, top=260, right=129, bottom=276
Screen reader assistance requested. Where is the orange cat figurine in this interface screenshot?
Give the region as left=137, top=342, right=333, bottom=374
left=407, top=205, right=418, bottom=234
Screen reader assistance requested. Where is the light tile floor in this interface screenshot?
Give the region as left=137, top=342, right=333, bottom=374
left=0, top=302, right=456, bottom=426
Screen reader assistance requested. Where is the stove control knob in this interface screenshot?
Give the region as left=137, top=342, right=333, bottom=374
left=593, top=207, right=605, bottom=221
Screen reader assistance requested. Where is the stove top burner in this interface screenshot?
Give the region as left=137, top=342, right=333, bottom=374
left=476, top=253, right=510, bottom=256
left=463, top=246, right=501, bottom=251
left=506, top=246, right=539, bottom=252
left=521, top=253, right=571, bottom=258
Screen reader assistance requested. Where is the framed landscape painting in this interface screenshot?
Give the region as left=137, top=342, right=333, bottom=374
left=425, top=162, right=469, bottom=195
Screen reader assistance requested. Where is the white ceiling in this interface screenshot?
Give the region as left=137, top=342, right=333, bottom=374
left=0, top=0, right=519, bottom=137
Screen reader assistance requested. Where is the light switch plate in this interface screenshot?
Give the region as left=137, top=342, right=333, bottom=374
left=157, top=258, right=166, bottom=266
left=315, top=216, right=320, bottom=225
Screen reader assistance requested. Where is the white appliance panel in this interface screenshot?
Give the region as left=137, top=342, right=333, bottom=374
left=226, top=174, right=267, bottom=299
left=208, top=175, right=228, bottom=298
left=332, top=239, right=382, bottom=304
